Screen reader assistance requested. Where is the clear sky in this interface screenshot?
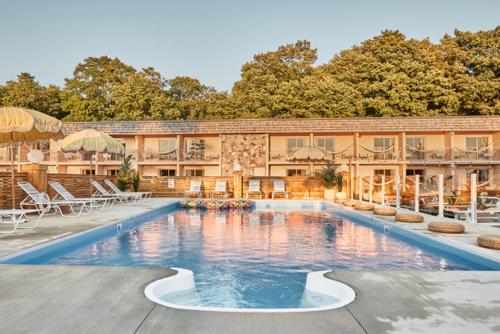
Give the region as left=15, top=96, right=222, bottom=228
left=0, top=0, right=498, bottom=91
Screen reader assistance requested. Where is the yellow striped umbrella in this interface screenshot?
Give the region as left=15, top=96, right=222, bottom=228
left=58, top=129, right=124, bottom=195
left=0, top=107, right=66, bottom=208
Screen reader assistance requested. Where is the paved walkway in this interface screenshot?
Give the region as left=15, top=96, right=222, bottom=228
left=0, top=265, right=499, bottom=334
left=0, top=198, right=176, bottom=257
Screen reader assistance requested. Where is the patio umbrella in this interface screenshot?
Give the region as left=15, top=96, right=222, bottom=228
left=58, top=129, right=123, bottom=196
left=0, top=107, right=66, bottom=208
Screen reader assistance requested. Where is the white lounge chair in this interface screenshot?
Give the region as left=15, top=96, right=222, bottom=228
left=104, top=179, right=151, bottom=200
left=92, top=181, right=137, bottom=205
left=210, top=180, right=229, bottom=198
left=184, top=180, right=203, bottom=198
left=49, top=181, right=114, bottom=210
left=0, top=209, right=43, bottom=234
left=272, top=179, right=289, bottom=199
left=246, top=179, right=262, bottom=199
left=18, top=181, right=90, bottom=217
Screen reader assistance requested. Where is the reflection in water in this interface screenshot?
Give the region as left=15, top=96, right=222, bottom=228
left=50, top=208, right=478, bottom=308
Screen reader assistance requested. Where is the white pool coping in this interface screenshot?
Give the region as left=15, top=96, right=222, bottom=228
left=144, top=268, right=356, bottom=313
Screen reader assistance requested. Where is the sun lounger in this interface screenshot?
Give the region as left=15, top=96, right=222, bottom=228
left=18, top=181, right=90, bottom=217
left=210, top=180, right=229, bottom=198
left=49, top=181, right=114, bottom=210
left=184, top=180, right=203, bottom=198
left=272, top=179, right=289, bottom=199
left=104, top=179, right=151, bottom=200
left=92, top=180, right=137, bottom=205
left=246, top=179, right=262, bottom=199
left=0, top=209, right=43, bottom=234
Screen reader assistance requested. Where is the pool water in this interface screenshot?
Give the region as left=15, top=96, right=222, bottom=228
left=33, top=203, right=487, bottom=309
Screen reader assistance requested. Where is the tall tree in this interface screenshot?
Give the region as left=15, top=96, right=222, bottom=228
left=62, top=56, right=135, bottom=121
left=166, top=76, right=216, bottom=119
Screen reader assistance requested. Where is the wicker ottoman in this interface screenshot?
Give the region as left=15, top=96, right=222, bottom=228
left=354, top=203, right=375, bottom=211
left=373, top=207, right=397, bottom=216
left=395, top=214, right=424, bottom=223
left=477, top=235, right=500, bottom=250
left=428, top=221, right=465, bottom=234
left=343, top=200, right=358, bottom=207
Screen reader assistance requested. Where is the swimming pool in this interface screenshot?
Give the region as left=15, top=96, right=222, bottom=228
left=2, top=200, right=499, bottom=311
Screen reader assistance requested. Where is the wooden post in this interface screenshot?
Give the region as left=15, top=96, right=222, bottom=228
left=369, top=175, right=373, bottom=203
left=358, top=175, right=362, bottom=201
left=396, top=174, right=401, bottom=209
left=415, top=174, right=420, bottom=213
left=438, top=174, right=444, bottom=218
left=381, top=174, right=385, bottom=206
left=234, top=171, right=243, bottom=198
left=470, top=173, right=477, bottom=224
left=21, top=164, right=48, bottom=193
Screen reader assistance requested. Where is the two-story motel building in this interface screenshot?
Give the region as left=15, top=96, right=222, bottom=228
left=1, top=116, right=499, bottom=186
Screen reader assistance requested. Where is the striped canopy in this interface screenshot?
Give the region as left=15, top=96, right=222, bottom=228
left=58, top=128, right=123, bottom=154
left=0, top=107, right=66, bottom=143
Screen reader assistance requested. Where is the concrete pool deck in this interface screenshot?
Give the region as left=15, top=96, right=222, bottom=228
left=1, top=198, right=500, bottom=333
left=0, top=265, right=499, bottom=334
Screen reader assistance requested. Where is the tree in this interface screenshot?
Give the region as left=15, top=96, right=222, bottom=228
left=110, top=67, right=178, bottom=120
left=62, top=56, right=135, bottom=121
left=166, top=76, right=217, bottom=119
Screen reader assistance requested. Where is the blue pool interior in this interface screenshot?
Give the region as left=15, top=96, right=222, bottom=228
left=2, top=200, right=499, bottom=309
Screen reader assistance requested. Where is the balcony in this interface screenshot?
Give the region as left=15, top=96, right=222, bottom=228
left=357, top=146, right=400, bottom=162
left=182, top=150, right=219, bottom=162
left=405, top=148, right=447, bottom=163
left=453, top=148, right=499, bottom=162
left=142, top=149, right=178, bottom=162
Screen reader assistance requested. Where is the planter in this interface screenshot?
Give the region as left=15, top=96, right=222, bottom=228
left=335, top=192, right=346, bottom=200
left=324, top=189, right=336, bottom=200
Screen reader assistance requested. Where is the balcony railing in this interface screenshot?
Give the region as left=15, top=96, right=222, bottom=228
left=405, top=149, right=447, bottom=162
left=142, top=149, right=178, bottom=161
left=453, top=148, right=499, bottom=161
left=183, top=151, right=219, bottom=161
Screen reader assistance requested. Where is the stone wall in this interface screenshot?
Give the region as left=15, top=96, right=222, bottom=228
left=221, top=134, right=267, bottom=176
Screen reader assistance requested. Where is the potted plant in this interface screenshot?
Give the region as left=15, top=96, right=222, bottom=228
left=322, top=161, right=336, bottom=200
left=335, top=172, right=346, bottom=200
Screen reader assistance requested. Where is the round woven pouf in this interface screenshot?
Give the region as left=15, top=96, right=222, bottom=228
left=354, top=203, right=375, bottom=211
left=343, top=200, right=358, bottom=207
left=373, top=207, right=397, bottom=216
left=395, top=214, right=424, bottom=223
left=477, top=235, right=500, bottom=250
left=428, top=221, right=465, bottom=234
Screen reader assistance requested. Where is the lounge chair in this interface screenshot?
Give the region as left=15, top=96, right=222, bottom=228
left=49, top=181, right=114, bottom=210
left=18, top=181, right=90, bottom=217
left=104, top=179, right=151, bottom=200
left=210, top=180, right=230, bottom=198
left=0, top=209, right=43, bottom=234
left=92, top=180, right=137, bottom=205
left=184, top=180, right=203, bottom=198
left=272, top=179, right=289, bottom=199
left=246, top=179, right=262, bottom=199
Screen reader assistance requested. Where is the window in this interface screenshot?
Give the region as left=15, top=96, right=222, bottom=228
left=185, top=139, right=205, bottom=160
left=287, top=138, right=304, bottom=154
left=81, top=169, right=96, bottom=175
left=374, top=169, right=395, bottom=177
left=158, top=139, right=177, bottom=160
left=406, top=137, right=424, bottom=160
left=106, top=169, right=120, bottom=176
left=472, top=169, right=489, bottom=184
left=466, top=137, right=489, bottom=159
left=160, top=169, right=176, bottom=176
left=406, top=169, right=426, bottom=176
left=315, top=137, right=334, bottom=152
left=287, top=168, right=307, bottom=176
left=185, top=169, right=204, bottom=177
left=373, top=138, right=395, bottom=160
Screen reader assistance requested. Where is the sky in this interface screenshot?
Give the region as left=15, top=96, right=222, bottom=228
left=0, top=0, right=498, bottom=91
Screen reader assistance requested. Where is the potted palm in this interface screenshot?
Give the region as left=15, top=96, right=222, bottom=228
left=335, top=172, right=346, bottom=200
left=322, top=161, right=336, bottom=200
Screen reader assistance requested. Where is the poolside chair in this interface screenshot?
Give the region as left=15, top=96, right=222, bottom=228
left=272, top=179, right=289, bottom=199
left=18, top=181, right=90, bottom=217
left=92, top=180, right=137, bottom=205
left=0, top=209, right=43, bottom=234
left=210, top=180, right=230, bottom=198
left=184, top=180, right=203, bottom=198
left=104, top=179, right=152, bottom=200
left=49, top=181, right=114, bottom=210
left=246, top=179, right=262, bottom=199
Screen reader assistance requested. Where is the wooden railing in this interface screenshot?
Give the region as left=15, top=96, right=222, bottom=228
left=0, top=172, right=28, bottom=209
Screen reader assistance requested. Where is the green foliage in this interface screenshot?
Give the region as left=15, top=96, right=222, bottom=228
left=131, top=172, right=140, bottom=192
left=0, top=27, right=498, bottom=119
left=117, top=155, right=134, bottom=191
left=335, top=173, right=344, bottom=192
left=322, top=161, right=336, bottom=189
